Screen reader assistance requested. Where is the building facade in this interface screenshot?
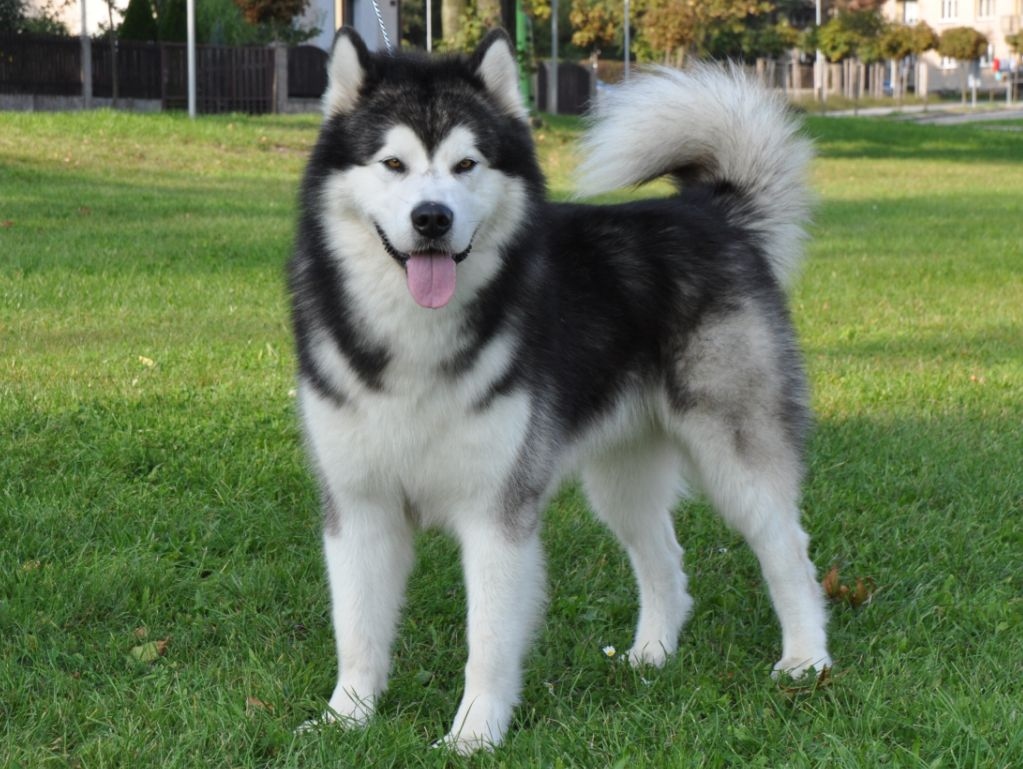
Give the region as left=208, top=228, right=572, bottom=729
left=882, top=0, right=1022, bottom=92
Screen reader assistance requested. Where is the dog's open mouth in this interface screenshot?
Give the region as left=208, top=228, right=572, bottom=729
left=375, top=224, right=473, bottom=309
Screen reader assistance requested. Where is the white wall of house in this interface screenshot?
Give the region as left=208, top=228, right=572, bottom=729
left=882, top=0, right=1022, bottom=92
left=299, top=0, right=338, bottom=51
left=301, top=0, right=398, bottom=52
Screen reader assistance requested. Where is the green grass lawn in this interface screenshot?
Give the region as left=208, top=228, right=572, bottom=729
left=2, top=107, right=1021, bottom=768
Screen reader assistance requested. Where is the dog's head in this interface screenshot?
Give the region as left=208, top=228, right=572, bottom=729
left=309, top=28, right=544, bottom=309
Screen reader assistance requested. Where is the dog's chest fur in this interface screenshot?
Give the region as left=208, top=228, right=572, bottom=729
left=300, top=272, right=532, bottom=526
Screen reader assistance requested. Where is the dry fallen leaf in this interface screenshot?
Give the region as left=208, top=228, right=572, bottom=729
left=780, top=664, right=835, bottom=696
left=129, top=639, right=169, bottom=664
left=848, top=577, right=877, bottom=609
left=245, top=696, right=274, bottom=714
left=822, top=565, right=842, bottom=601
left=822, top=565, right=876, bottom=609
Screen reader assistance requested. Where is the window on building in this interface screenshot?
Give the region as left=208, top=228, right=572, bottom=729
left=941, top=0, right=958, bottom=19
left=940, top=56, right=957, bottom=70
left=977, top=0, right=994, bottom=17
left=904, top=0, right=919, bottom=23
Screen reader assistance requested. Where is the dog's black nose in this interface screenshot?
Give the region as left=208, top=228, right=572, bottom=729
left=411, top=202, right=453, bottom=238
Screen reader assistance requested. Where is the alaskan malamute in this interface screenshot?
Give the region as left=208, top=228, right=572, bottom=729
left=289, top=27, right=831, bottom=752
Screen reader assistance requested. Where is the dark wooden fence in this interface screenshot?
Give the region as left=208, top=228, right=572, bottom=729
left=288, top=45, right=328, bottom=100
left=536, top=60, right=595, bottom=115
left=0, top=33, right=81, bottom=95
left=161, top=44, right=275, bottom=113
left=91, top=39, right=162, bottom=99
left=0, top=33, right=328, bottom=112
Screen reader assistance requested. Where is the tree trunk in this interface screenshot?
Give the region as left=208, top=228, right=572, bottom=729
left=441, top=0, right=466, bottom=44
left=476, top=0, right=501, bottom=26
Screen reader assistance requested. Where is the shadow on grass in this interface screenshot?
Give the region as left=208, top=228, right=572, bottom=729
left=806, top=117, right=1023, bottom=164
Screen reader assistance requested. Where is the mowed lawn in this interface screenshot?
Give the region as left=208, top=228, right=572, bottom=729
left=1, top=106, right=1021, bottom=768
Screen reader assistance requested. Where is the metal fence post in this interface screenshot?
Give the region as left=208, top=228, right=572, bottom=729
left=80, top=1, right=92, bottom=108
left=272, top=43, right=288, bottom=114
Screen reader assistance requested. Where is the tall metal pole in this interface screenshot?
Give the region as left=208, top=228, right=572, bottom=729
left=426, top=0, right=432, bottom=52
left=623, top=0, right=630, bottom=81
left=187, top=0, right=197, bottom=117
left=550, top=0, right=558, bottom=114
left=515, top=0, right=532, bottom=110
left=815, top=0, right=824, bottom=102
left=80, top=0, right=92, bottom=108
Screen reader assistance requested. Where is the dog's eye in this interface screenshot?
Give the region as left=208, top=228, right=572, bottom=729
left=382, top=157, right=405, bottom=173
left=454, top=158, right=477, bottom=174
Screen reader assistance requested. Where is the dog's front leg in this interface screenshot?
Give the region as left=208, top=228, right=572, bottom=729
left=442, top=514, right=546, bottom=754
left=320, top=496, right=415, bottom=727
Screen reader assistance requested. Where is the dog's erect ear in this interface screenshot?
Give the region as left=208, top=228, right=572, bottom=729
left=323, top=27, right=371, bottom=116
left=472, top=29, right=527, bottom=121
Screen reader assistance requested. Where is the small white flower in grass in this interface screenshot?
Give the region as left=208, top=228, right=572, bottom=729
left=138, top=355, right=155, bottom=368
left=602, top=645, right=616, bottom=658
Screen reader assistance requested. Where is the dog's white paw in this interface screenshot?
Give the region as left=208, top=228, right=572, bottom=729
left=439, top=694, right=513, bottom=755
left=296, top=685, right=377, bottom=735
left=626, top=639, right=674, bottom=668
left=626, top=590, right=691, bottom=668
left=772, top=653, right=832, bottom=679
left=435, top=731, right=497, bottom=756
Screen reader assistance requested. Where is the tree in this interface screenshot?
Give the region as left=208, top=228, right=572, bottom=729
left=158, top=0, right=186, bottom=41
left=198, top=0, right=261, bottom=44
left=569, top=0, right=778, bottom=65
left=636, top=0, right=772, bottom=66
left=435, top=0, right=487, bottom=51
left=875, top=20, right=932, bottom=101
left=569, top=0, right=621, bottom=56
left=830, top=0, right=883, bottom=12
left=704, top=16, right=799, bottom=63
left=818, top=10, right=884, bottom=63
left=441, top=0, right=466, bottom=47
left=742, top=20, right=799, bottom=60
left=908, top=20, right=937, bottom=56
left=0, top=0, right=21, bottom=30
left=937, top=26, right=988, bottom=61
left=938, top=26, right=988, bottom=103
left=1, top=0, right=71, bottom=34
left=119, top=0, right=158, bottom=41
left=232, top=0, right=309, bottom=39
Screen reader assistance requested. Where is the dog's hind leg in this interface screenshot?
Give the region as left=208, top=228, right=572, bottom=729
left=442, top=513, right=546, bottom=753
left=581, top=438, right=692, bottom=668
left=675, top=411, right=831, bottom=678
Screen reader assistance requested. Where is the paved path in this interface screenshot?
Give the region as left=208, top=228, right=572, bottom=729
left=820, top=104, right=1023, bottom=124
left=909, top=108, right=1023, bottom=125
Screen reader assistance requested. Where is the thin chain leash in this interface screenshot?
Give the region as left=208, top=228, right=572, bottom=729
left=369, top=0, right=394, bottom=54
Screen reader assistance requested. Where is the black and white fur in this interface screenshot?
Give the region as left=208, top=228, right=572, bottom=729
left=289, top=27, right=831, bottom=753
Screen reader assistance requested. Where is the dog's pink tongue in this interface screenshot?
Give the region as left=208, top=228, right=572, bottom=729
left=406, top=252, right=456, bottom=309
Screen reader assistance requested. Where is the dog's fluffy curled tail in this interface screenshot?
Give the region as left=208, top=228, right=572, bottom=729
left=575, top=64, right=813, bottom=289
